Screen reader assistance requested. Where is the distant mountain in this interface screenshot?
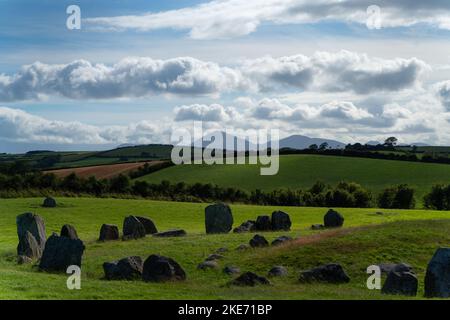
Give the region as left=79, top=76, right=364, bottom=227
left=194, top=132, right=346, bottom=151
left=194, top=131, right=257, bottom=151
left=278, top=135, right=346, bottom=150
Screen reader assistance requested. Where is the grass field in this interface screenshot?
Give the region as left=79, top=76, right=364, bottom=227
left=0, top=197, right=449, bottom=299
left=138, top=155, right=450, bottom=202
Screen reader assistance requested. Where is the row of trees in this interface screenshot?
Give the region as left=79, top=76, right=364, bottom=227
left=0, top=169, right=429, bottom=209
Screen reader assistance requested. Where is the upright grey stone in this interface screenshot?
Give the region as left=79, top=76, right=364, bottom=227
left=255, top=216, right=272, bottom=231
left=99, top=224, right=119, bottom=241
left=43, top=197, right=57, bottom=208
left=16, top=212, right=46, bottom=251
left=17, top=231, right=42, bottom=259
left=60, top=224, right=79, bottom=240
left=205, top=203, right=233, bottom=234
left=425, top=248, right=450, bottom=298
left=136, top=216, right=158, bottom=234
left=123, top=216, right=146, bottom=240
left=39, top=234, right=85, bottom=272
left=324, top=209, right=344, bottom=228
left=271, top=211, right=292, bottom=231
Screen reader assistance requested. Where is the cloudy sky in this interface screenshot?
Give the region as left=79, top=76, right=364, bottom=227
left=2, top=0, right=450, bottom=152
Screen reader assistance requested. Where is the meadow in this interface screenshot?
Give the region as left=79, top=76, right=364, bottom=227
left=138, top=154, right=450, bottom=202
left=0, top=197, right=449, bottom=299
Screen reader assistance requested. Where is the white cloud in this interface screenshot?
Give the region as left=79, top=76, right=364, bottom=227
left=0, top=57, right=245, bottom=101
left=174, top=103, right=238, bottom=122
left=0, top=51, right=427, bottom=102
left=0, top=107, right=166, bottom=145
left=86, top=0, right=450, bottom=39
left=243, top=51, right=428, bottom=94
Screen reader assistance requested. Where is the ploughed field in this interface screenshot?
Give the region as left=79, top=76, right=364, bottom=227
left=1, top=197, right=450, bottom=299
left=45, top=161, right=164, bottom=179
left=137, top=154, right=450, bottom=202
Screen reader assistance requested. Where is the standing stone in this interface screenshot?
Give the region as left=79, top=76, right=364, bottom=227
left=17, top=231, right=42, bottom=259
left=382, top=271, right=418, bottom=296
left=43, top=197, right=57, bottom=208
left=99, top=224, right=119, bottom=241
left=271, top=211, right=291, bottom=231
left=16, top=212, right=46, bottom=251
left=123, top=216, right=146, bottom=240
left=324, top=209, right=344, bottom=228
left=39, top=234, right=85, bottom=272
left=205, top=203, right=233, bottom=234
left=60, top=224, right=79, bottom=240
left=424, top=248, right=450, bottom=298
left=249, top=234, right=269, bottom=248
left=103, top=256, right=143, bottom=280
left=142, top=255, right=186, bottom=282
left=136, top=216, right=158, bottom=234
left=311, top=224, right=325, bottom=230
left=255, top=216, right=272, bottom=231
left=299, top=263, right=350, bottom=284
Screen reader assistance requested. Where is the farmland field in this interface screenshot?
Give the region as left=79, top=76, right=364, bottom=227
left=0, top=197, right=449, bottom=299
left=138, top=154, right=450, bottom=202
left=45, top=161, right=165, bottom=179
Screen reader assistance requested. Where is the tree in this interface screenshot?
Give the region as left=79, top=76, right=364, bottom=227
left=384, top=137, right=398, bottom=147
left=319, top=142, right=329, bottom=150
left=308, top=144, right=318, bottom=150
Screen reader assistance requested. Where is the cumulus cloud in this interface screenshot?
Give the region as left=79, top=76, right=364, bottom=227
left=243, top=51, right=427, bottom=94
left=0, top=107, right=165, bottom=145
left=174, top=98, right=400, bottom=130
left=0, top=51, right=427, bottom=102
left=174, top=103, right=238, bottom=122
left=86, top=0, right=450, bottom=39
left=0, top=57, right=245, bottom=101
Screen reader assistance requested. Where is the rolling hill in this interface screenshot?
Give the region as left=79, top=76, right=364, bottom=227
left=137, top=154, right=450, bottom=201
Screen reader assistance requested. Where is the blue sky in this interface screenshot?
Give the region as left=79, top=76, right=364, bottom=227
left=2, top=0, right=450, bottom=152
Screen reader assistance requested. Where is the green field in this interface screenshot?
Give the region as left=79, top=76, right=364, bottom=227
left=1, top=197, right=449, bottom=299
left=138, top=155, right=450, bottom=202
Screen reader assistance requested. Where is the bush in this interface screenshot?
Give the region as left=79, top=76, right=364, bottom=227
left=378, top=184, right=416, bottom=209
left=424, top=184, right=450, bottom=210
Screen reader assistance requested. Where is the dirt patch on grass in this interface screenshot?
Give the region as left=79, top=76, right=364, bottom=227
left=45, top=161, right=165, bottom=179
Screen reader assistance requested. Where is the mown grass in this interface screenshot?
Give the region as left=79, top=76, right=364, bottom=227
left=0, top=197, right=449, bottom=300
left=137, top=154, right=450, bottom=202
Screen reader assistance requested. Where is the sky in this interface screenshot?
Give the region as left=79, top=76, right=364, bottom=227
left=2, top=0, right=450, bottom=153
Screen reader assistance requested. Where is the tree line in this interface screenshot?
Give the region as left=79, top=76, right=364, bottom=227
left=0, top=167, right=435, bottom=210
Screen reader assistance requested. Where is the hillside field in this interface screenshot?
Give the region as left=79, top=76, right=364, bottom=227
left=0, top=197, right=450, bottom=299
left=45, top=161, right=164, bottom=179
left=137, top=155, right=450, bottom=202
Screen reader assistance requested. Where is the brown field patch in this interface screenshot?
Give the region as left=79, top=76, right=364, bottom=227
left=44, top=161, right=165, bottom=180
